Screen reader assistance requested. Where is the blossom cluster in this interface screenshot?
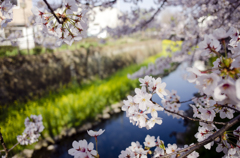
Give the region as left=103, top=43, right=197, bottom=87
left=32, top=0, right=88, bottom=46
left=184, top=27, right=240, bottom=157
left=161, top=90, right=184, bottom=119
left=122, top=75, right=169, bottom=129
left=124, top=27, right=240, bottom=157
left=17, top=115, right=44, bottom=145
left=119, top=135, right=199, bottom=158
left=68, top=129, right=104, bottom=158
left=0, top=0, right=14, bottom=28
left=68, top=140, right=97, bottom=158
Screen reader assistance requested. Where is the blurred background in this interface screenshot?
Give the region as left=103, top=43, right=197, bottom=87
left=0, top=0, right=218, bottom=158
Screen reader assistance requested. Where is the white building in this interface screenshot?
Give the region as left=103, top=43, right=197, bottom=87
left=0, top=0, right=35, bottom=49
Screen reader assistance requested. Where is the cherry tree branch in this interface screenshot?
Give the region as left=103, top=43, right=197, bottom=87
left=0, top=129, right=20, bottom=158
left=74, top=0, right=117, bottom=8
left=171, top=95, right=205, bottom=104
left=141, top=0, right=167, bottom=29
left=177, top=98, right=193, bottom=104
left=7, top=142, right=20, bottom=153
left=0, top=130, right=8, bottom=158
left=179, top=114, right=240, bottom=158
left=152, top=102, right=226, bottom=125
left=131, top=0, right=167, bottom=32
left=43, top=0, right=62, bottom=24
left=157, top=144, right=194, bottom=158
left=163, top=108, right=226, bottom=125
left=92, top=0, right=117, bottom=7
left=156, top=114, right=240, bottom=158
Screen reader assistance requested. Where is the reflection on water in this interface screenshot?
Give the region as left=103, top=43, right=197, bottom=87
left=44, top=63, right=198, bottom=158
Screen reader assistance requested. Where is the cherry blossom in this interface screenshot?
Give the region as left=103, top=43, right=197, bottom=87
left=196, top=73, right=220, bottom=96
left=31, top=0, right=88, bottom=45
left=199, top=108, right=216, bottom=121
left=17, top=115, right=44, bottom=145
left=156, top=82, right=168, bottom=99
left=213, top=79, right=239, bottom=104
left=144, top=135, right=156, bottom=148
left=219, top=107, right=234, bottom=119
left=233, top=126, right=240, bottom=137
left=216, top=142, right=229, bottom=154
left=166, top=143, right=178, bottom=156
left=0, top=0, right=13, bottom=28
left=198, top=34, right=221, bottom=56
left=87, top=129, right=105, bottom=137
left=68, top=139, right=97, bottom=158
left=2, top=1, right=240, bottom=158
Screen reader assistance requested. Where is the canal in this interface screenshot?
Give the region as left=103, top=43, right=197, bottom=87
left=39, top=62, right=198, bottom=158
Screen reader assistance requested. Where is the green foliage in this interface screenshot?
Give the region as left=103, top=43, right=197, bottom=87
left=46, top=48, right=54, bottom=53
left=208, top=55, right=218, bottom=67
left=33, top=46, right=43, bottom=55
left=0, top=46, right=18, bottom=56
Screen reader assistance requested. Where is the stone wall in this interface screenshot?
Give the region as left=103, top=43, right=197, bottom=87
left=0, top=40, right=162, bottom=105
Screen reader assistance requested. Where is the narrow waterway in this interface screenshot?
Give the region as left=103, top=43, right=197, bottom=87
left=40, top=63, right=198, bottom=158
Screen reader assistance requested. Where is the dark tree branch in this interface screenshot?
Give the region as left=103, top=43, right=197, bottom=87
left=43, top=0, right=62, bottom=24
left=179, top=114, right=240, bottom=158
left=170, top=95, right=205, bottom=104
left=0, top=129, right=8, bottom=158
left=152, top=102, right=226, bottom=125
left=156, top=114, right=240, bottom=158
left=157, top=144, right=194, bottom=158
left=7, top=142, right=20, bottom=153
left=93, top=0, right=117, bottom=7
left=178, top=99, right=193, bottom=104
left=0, top=130, right=22, bottom=157
left=76, top=0, right=117, bottom=7
left=163, top=107, right=226, bottom=125
left=140, top=0, right=167, bottom=30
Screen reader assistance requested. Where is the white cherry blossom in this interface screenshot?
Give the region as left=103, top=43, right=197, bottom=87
left=213, top=79, right=239, bottom=104
left=87, top=129, right=105, bottom=137
left=156, top=82, right=167, bottom=99
left=144, top=135, right=156, bottom=148
left=199, top=108, right=216, bottom=121
left=68, top=140, right=97, bottom=158
left=196, top=73, right=220, bottom=96
left=198, top=34, right=221, bottom=56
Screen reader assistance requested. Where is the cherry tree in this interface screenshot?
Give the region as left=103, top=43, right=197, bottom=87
left=0, top=0, right=240, bottom=158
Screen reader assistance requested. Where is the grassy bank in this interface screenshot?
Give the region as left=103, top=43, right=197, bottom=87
left=0, top=40, right=180, bottom=155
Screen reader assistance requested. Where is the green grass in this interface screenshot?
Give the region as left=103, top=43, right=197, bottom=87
left=0, top=40, right=178, bottom=155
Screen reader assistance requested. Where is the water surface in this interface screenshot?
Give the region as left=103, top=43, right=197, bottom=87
left=48, top=63, right=198, bottom=158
